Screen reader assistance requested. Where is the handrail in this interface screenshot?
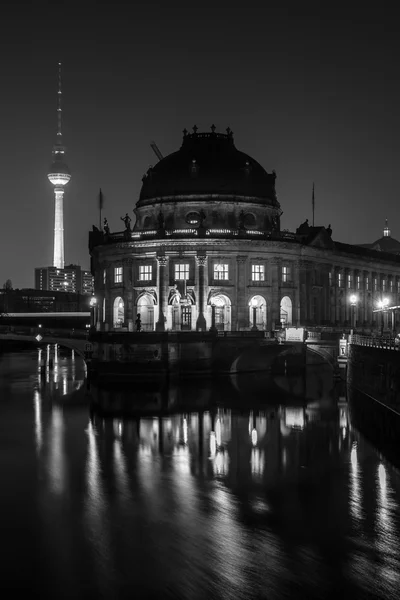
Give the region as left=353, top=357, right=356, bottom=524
left=350, top=334, right=399, bottom=351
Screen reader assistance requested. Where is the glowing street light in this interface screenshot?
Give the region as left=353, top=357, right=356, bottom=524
left=349, top=294, right=358, bottom=329
left=90, top=296, right=97, bottom=327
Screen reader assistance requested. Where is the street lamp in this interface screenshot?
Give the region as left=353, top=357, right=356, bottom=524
left=349, top=294, right=358, bottom=330
left=250, top=297, right=258, bottom=331
left=90, top=296, right=97, bottom=327
left=377, top=297, right=389, bottom=336
left=210, top=300, right=217, bottom=332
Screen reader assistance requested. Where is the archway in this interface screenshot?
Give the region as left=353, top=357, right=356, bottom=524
left=210, top=294, right=231, bottom=331
left=248, top=295, right=267, bottom=330
left=280, top=296, right=292, bottom=327
left=137, top=293, right=155, bottom=331
left=113, top=297, right=124, bottom=328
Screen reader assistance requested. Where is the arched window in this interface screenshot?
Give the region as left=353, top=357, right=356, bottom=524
left=280, top=296, right=292, bottom=326
left=248, top=295, right=267, bottom=329
left=210, top=294, right=232, bottom=331
left=113, top=297, right=124, bottom=328
left=137, top=294, right=155, bottom=331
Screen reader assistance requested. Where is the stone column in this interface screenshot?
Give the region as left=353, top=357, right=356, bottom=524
left=236, top=256, right=247, bottom=330
left=123, top=258, right=133, bottom=330
left=270, top=257, right=281, bottom=330
left=293, top=260, right=301, bottom=327
left=196, top=252, right=207, bottom=331
left=156, top=255, right=168, bottom=331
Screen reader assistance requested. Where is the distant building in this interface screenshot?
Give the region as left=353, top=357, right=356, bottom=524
left=0, top=288, right=91, bottom=314
left=34, top=264, right=94, bottom=295
left=358, top=220, right=400, bottom=255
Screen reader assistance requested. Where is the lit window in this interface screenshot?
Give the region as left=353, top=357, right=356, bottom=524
left=329, top=272, right=332, bottom=286
left=390, top=279, right=393, bottom=293
left=365, top=277, right=369, bottom=291
left=282, top=266, right=290, bottom=283
left=103, top=269, right=106, bottom=284
left=252, top=264, right=264, bottom=281
left=382, top=279, right=386, bottom=292
left=357, top=275, right=360, bottom=290
left=214, top=264, right=229, bottom=280
left=374, top=278, right=377, bottom=292
left=175, top=264, right=189, bottom=280
left=338, top=273, right=342, bottom=288
left=114, top=266, right=123, bottom=284
left=347, top=274, right=352, bottom=289
left=139, top=265, right=152, bottom=281
left=398, top=280, right=400, bottom=294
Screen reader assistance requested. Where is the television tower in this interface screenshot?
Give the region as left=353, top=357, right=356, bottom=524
left=47, top=62, right=71, bottom=269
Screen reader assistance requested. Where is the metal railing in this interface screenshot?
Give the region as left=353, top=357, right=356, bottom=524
left=350, top=334, right=399, bottom=351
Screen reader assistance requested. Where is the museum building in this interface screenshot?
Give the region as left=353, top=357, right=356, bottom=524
left=89, top=127, right=400, bottom=334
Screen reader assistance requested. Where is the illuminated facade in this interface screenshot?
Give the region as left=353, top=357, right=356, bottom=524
left=89, top=127, right=400, bottom=333
left=35, top=264, right=94, bottom=295
left=47, top=62, right=71, bottom=269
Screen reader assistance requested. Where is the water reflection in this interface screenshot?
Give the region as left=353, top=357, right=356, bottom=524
left=1, top=352, right=400, bottom=598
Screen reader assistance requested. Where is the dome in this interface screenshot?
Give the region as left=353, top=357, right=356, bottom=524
left=138, top=127, right=278, bottom=206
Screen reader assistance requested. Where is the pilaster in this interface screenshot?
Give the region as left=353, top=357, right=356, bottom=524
left=196, top=252, right=207, bottom=331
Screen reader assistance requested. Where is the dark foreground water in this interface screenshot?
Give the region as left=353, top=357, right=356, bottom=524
left=1, top=348, right=400, bottom=599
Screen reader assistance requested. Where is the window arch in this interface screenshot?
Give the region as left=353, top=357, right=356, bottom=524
left=113, top=297, right=124, bottom=328
left=280, top=296, right=292, bottom=326
left=248, top=295, right=267, bottom=329
left=137, top=293, right=155, bottom=331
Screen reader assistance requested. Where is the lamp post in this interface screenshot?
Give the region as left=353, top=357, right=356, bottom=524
left=377, top=297, right=389, bottom=337
left=349, top=294, right=358, bottom=331
left=210, top=301, right=217, bottom=332
left=250, top=297, right=258, bottom=331
left=90, top=296, right=97, bottom=328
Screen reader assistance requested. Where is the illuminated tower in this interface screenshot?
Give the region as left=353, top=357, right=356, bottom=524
left=47, top=62, right=71, bottom=269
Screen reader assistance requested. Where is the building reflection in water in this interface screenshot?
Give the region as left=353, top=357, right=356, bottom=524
left=47, top=405, right=65, bottom=495
left=33, top=389, right=42, bottom=454
left=350, top=441, right=363, bottom=525
left=85, top=420, right=112, bottom=587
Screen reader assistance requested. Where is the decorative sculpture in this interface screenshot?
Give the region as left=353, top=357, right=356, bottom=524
left=120, top=213, right=131, bottom=231
left=103, top=218, right=110, bottom=235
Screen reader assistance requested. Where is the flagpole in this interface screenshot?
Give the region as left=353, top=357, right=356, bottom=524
left=312, top=183, right=315, bottom=227
left=99, top=188, right=103, bottom=230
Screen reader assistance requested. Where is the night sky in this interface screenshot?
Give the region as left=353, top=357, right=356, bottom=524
left=1, top=3, right=400, bottom=288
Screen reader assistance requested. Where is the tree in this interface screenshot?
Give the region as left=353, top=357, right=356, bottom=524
left=3, top=279, right=12, bottom=291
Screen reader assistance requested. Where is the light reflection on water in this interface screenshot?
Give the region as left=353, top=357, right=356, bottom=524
left=0, top=351, right=400, bottom=598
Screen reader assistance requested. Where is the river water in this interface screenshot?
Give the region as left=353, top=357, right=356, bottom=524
left=1, top=348, right=400, bottom=599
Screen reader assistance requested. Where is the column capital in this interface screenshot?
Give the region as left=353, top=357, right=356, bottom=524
left=196, top=253, right=207, bottom=267
left=157, top=256, right=168, bottom=267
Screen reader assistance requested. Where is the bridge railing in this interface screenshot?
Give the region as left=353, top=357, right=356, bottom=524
left=350, top=334, right=399, bottom=351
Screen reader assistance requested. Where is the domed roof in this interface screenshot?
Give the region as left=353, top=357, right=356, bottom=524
left=138, top=127, right=278, bottom=205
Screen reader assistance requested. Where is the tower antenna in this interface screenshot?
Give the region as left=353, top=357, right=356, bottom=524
left=48, top=62, right=71, bottom=269
left=57, top=61, right=63, bottom=141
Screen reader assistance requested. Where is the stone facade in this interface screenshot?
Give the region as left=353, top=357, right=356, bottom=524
left=89, top=128, right=400, bottom=334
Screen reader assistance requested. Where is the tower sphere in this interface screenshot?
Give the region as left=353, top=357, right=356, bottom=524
left=48, top=157, right=71, bottom=186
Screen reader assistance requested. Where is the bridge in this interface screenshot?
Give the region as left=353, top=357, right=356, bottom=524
left=1, top=330, right=343, bottom=381
left=0, top=333, right=90, bottom=360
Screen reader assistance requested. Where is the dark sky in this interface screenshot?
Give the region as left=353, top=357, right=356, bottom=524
left=1, top=2, right=400, bottom=288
